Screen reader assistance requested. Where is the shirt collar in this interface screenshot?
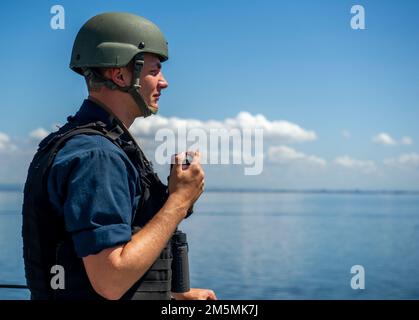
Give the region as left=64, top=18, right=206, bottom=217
left=73, top=99, right=115, bottom=128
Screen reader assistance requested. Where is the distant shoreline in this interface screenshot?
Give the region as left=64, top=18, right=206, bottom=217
left=1, top=184, right=418, bottom=195
left=204, top=188, right=419, bottom=195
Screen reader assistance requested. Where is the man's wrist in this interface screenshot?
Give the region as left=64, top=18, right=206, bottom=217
left=166, top=194, right=189, bottom=219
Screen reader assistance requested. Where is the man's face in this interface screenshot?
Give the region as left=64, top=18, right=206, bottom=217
left=139, top=53, right=168, bottom=111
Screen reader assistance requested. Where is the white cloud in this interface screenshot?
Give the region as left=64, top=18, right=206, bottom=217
left=372, top=133, right=413, bottom=146
left=0, top=132, right=10, bottom=150
left=0, top=132, right=17, bottom=153
left=334, top=156, right=376, bottom=173
left=384, top=153, right=419, bottom=168
left=131, top=111, right=317, bottom=143
left=401, top=136, right=413, bottom=145
left=372, top=133, right=397, bottom=146
left=0, top=132, right=10, bottom=143
left=268, top=145, right=326, bottom=166
left=29, top=128, right=49, bottom=141
left=341, top=130, right=351, bottom=139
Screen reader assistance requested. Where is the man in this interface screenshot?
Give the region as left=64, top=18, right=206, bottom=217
left=22, top=12, right=216, bottom=300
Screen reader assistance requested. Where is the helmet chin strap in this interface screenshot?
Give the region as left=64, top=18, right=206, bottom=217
left=83, top=53, right=157, bottom=118
left=124, top=54, right=157, bottom=118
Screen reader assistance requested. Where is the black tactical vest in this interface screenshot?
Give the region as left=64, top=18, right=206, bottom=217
left=22, top=116, right=175, bottom=300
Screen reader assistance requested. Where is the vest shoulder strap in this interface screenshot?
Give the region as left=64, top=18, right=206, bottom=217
left=39, top=121, right=122, bottom=176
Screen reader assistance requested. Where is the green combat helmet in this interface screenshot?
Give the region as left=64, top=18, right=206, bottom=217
left=70, top=12, right=169, bottom=117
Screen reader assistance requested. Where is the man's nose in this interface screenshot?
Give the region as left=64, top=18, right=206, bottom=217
left=158, top=73, right=168, bottom=89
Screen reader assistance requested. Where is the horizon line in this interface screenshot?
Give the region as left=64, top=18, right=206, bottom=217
left=205, top=188, right=419, bottom=195
left=1, top=184, right=418, bottom=195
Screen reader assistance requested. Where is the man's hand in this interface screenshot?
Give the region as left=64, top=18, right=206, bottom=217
left=171, top=288, right=217, bottom=300
left=168, top=151, right=204, bottom=216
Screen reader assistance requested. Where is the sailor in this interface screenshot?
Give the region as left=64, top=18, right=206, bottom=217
left=21, top=12, right=216, bottom=300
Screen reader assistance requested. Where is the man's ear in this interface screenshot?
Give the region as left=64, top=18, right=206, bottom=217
left=101, top=68, right=125, bottom=87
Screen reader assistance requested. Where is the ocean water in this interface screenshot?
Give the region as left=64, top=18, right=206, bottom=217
left=1, top=190, right=419, bottom=300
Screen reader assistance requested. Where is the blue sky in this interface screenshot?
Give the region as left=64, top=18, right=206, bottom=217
left=0, top=0, right=418, bottom=189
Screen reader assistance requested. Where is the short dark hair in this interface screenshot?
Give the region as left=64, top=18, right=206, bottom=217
left=85, top=68, right=107, bottom=92
left=85, top=61, right=135, bottom=92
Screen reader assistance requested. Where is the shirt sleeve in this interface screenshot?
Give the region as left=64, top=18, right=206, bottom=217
left=48, top=136, right=140, bottom=257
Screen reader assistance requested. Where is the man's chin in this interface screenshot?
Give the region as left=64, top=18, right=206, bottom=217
left=148, top=104, right=159, bottom=114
